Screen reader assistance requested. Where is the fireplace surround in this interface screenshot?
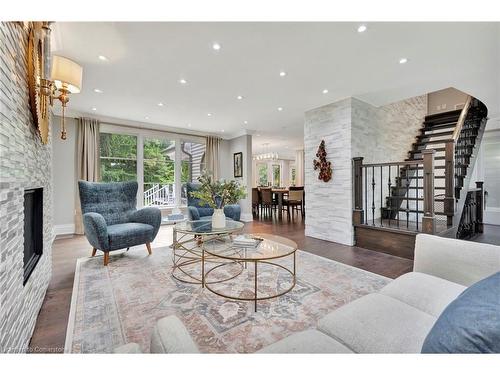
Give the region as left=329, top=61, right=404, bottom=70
left=23, top=188, right=43, bottom=285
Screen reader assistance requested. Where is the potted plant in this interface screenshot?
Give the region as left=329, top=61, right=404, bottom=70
left=190, top=172, right=247, bottom=228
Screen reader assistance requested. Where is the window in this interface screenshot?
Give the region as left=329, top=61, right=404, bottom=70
left=257, top=163, right=268, bottom=186
left=290, top=166, right=297, bottom=186
left=143, top=138, right=175, bottom=207
left=100, top=133, right=137, bottom=182
left=181, top=141, right=206, bottom=205
left=272, top=164, right=281, bottom=187
left=99, top=129, right=206, bottom=208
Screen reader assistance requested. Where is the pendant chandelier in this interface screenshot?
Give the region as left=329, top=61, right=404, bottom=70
left=253, top=143, right=279, bottom=161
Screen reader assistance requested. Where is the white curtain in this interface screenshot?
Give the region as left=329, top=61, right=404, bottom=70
left=295, top=149, right=305, bottom=186
left=75, top=117, right=100, bottom=234
left=205, top=136, right=221, bottom=180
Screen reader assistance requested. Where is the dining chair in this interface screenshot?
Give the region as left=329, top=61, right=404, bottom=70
left=252, top=188, right=260, bottom=218
left=260, top=188, right=273, bottom=218
left=284, top=189, right=304, bottom=219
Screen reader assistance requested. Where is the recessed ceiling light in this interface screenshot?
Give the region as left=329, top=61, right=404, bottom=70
left=179, top=79, right=187, bottom=85
left=256, top=134, right=261, bottom=137
left=91, top=107, right=97, bottom=111
left=399, top=58, right=408, bottom=64
left=322, top=89, right=329, bottom=94
left=207, top=113, right=212, bottom=117
left=158, top=102, right=165, bottom=107
left=145, top=116, right=149, bottom=120
left=94, top=88, right=103, bottom=94
left=212, top=42, right=221, bottom=51
left=98, top=55, right=108, bottom=61
left=221, top=129, right=225, bottom=133
left=357, top=25, right=367, bottom=33
left=279, top=71, right=287, bottom=77
left=187, top=123, right=192, bottom=127
left=243, top=120, right=248, bottom=125
left=237, top=95, right=244, bottom=100
left=277, top=107, right=283, bottom=111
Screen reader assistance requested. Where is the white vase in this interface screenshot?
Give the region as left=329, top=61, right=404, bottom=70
left=212, top=208, right=226, bottom=228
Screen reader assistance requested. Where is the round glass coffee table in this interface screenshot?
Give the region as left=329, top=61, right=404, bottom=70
left=172, top=219, right=244, bottom=284
left=202, top=233, right=297, bottom=312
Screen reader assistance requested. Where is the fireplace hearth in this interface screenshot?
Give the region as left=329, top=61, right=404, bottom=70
left=23, top=188, right=43, bottom=285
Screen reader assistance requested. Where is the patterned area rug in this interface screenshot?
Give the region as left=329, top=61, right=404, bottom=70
left=65, top=244, right=390, bottom=353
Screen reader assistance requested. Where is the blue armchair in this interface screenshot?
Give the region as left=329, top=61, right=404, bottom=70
left=78, top=181, right=162, bottom=266
left=186, top=182, right=241, bottom=221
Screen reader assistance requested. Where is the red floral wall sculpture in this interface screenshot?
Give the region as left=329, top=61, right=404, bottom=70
left=313, top=140, right=332, bottom=182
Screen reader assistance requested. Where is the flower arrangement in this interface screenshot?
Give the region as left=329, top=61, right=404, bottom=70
left=190, top=172, right=247, bottom=209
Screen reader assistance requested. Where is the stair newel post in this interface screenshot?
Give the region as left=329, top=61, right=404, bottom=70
left=444, top=139, right=455, bottom=226
left=422, top=149, right=436, bottom=234
left=475, top=181, right=484, bottom=234
left=352, top=157, right=364, bottom=225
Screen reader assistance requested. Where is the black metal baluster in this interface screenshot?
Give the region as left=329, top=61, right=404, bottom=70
left=416, top=164, right=419, bottom=231
left=380, top=166, right=383, bottom=227
left=372, top=166, right=375, bottom=226
left=397, top=164, right=400, bottom=228
left=364, top=166, right=367, bottom=225
left=406, top=166, right=410, bottom=229
left=388, top=166, right=392, bottom=227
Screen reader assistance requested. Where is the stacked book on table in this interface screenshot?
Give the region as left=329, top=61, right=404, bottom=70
left=233, top=235, right=261, bottom=248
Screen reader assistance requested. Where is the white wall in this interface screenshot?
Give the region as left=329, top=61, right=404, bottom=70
left=52, top=116, right=77, bottom=235
left=220, top=135, right=253, bottom=221
left=427, top=87, right=468, bottom=115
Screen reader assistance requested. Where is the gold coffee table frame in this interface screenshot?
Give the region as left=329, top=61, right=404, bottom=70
left=202, top=233, right=297, bottom=312
left=172, top=220, right=245, bottom=284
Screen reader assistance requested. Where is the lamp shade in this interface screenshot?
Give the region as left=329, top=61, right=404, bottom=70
left=51, top=55, right=82, bottom=93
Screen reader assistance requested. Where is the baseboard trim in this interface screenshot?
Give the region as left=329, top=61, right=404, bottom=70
left=54, top=223, right=75, bottom=236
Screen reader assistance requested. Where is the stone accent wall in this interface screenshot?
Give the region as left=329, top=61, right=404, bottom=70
left=0, top=22, right=53, bottom=353
left=304, top=95, right=426, bottom=245
left=304, top=98, right=353, bottom=244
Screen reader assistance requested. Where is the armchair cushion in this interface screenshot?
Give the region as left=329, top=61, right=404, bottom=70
left=107, top=223, right=155, bottom=251
left=129, top=207, right=162, bottom=239
left=187, top=206, right=200, bottom=221
left=224, top=204, right=241, bottom=221
left=82, top=212, right=109, bottom=250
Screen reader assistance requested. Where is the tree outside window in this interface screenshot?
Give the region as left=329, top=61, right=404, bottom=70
left=257, top=163, right=268, bottom=186
left=272, top=164, right=281, bottom=187
left=100, top=133, right=137, bottom=182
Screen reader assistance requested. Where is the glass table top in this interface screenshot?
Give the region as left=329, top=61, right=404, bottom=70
left=203, top=233, right=298, bottom=260
left=174, top=219, right=244, bottom=234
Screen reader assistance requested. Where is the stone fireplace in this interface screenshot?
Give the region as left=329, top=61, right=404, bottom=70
left=0, top=23, right=53, bottom=353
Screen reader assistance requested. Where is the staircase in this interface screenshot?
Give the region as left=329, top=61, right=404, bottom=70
left=352, top=96, right=488, bottom=259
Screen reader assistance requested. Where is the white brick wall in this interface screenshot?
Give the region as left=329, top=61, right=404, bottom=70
left=0, top=22, right=53, bottom=353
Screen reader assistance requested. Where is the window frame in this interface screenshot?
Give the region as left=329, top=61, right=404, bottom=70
left=99, top=123, right=206, bottom=209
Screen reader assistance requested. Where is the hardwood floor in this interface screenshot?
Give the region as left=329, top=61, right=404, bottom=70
left=28, top=215, right=498, bottom=353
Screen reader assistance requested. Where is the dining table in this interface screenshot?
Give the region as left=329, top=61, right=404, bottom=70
left=271, top=188, right=289, bottom=220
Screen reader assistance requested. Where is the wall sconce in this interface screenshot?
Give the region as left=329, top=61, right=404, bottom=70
left=46, top=55, right=83, bottom=139
left=27, top=22, right=83, bottom=143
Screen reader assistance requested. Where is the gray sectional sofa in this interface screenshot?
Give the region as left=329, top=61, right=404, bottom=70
left=116, top=234, right=500, bottom=354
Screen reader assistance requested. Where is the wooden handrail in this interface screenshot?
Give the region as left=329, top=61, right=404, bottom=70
left=451, top=95, right=473, bottom=142
left=361, top=160, right=423, bottom=168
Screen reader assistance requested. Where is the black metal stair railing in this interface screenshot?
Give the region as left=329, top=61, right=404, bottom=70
left=352, top=150, right=436, bottom=234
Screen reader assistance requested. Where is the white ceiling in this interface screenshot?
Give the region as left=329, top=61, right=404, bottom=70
left=51, top=22, right=500, bottom=157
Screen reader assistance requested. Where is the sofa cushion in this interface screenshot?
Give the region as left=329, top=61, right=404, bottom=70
left=317, top=293, right=436, bottom=353
left=151, top=316, right=199, bottom=353
left=258, top=330, right=353, bottom=354
left=380, top=272, right=466, bottom=317
left=107, top=222, right=154, bottom=250
left=422, top=272, right=500, bottom=353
